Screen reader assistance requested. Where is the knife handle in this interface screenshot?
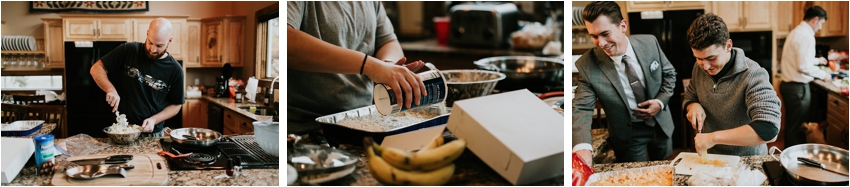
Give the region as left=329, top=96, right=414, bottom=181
left=106, top=155, right=134, bottom=161
left=797, top=157, right=824, bottom=168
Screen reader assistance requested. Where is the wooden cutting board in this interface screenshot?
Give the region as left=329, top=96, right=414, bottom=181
left=52, top=154, right=168, bottom=186
left=670, top=152, right=741, bottom=175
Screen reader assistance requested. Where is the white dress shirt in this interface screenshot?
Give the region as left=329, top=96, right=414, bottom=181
left=573, top=39, right=664, bottom=154
left=780, top=21, right=829, bottom=83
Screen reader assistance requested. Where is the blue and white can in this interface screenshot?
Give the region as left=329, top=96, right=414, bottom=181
left=374, top=69, right=448, bottom=116
left=33, top=134, right=55, bottom=176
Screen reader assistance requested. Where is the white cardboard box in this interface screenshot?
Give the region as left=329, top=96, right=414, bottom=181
left=447, top=89, right=564, bottom=185
left=1, top=137, right=35, bottom=184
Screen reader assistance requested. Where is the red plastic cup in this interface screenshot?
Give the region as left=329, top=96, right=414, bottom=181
left=433, top=17, right=450, bottom=45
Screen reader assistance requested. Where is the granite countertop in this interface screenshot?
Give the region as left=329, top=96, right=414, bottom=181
left=400, top=38, right=536, bottom=56
left=200, top=96, right=271, bottom=121
left=812, top=79, right=849, bottom=96
left=591, top=155, right=775, bottom=186
left=5, top=136, right=279, bottom=186
left=590, top=128, right=608, bottom=158
left=292, top=130, right=564, bottom=185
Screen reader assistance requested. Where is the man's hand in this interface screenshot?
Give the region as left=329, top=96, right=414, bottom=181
left=141, top=118, right=157, bottom=133
left=694, top=132, right=716, bottom=152
left=686, top=103, right=706, bottom=131
left=575, top=149, right=593, bottom=166
left=106, top=89, right=121, bottom=112
left=632, top=100, right=661, bottom=120
left=364, top=57, right=427, bottom=109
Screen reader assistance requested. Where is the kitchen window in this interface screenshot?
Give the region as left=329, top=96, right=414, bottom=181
left=1, top=75, right=62, bottom=91
left=255, top=3, right=279, bottom=79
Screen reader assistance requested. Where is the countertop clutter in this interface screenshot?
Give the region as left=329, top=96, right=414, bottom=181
left=294, top=130, right=564, bottom=185
left=3, top=137, right=279, bottom=186
left=202, top=96, right=272, bottom=121
left=592, top=155, right=773, bottom=186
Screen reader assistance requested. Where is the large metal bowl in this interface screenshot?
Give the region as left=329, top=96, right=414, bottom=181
left=168, top=128, right=222, bottom=148
left=441, top=69, right=506, bottom=106
left=103, top=126, right=142, bottom=145
left=474, top=56, right=565, bottom=86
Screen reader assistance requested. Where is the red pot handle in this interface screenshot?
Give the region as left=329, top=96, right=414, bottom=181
left=538, top=91, right=564, bottom=99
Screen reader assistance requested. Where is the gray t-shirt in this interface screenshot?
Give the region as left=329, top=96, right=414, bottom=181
left=287, top=1, right=398, bottom=122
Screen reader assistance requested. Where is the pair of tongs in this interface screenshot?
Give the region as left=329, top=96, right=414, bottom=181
left=157, top=151, right=192, bottom=158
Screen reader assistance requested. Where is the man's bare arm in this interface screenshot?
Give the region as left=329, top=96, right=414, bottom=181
left=90, top=60, right=121, bottom=112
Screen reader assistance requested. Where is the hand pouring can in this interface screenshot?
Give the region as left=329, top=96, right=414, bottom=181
left=374, top=69, right=448, bottom=116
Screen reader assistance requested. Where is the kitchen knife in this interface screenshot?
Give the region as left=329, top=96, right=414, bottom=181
left=70, top=155, right=134, bottom=165
left=797, top=157, right=849, bottom=176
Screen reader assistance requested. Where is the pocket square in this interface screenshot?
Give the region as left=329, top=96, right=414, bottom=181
left=650, top=61, right=659, bottom=71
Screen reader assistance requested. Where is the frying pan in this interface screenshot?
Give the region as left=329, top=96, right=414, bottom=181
left=770, top=144, right=849, bottom=185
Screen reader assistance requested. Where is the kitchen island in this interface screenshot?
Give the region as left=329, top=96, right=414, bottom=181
left=5, top=137, right=279, bottom=186
left=293, top=130, right=564, bottom=185
left=591, top=155, right=774, bottom=186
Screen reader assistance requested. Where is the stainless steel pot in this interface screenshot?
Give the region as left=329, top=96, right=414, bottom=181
left=167, top=128, right=222, bottom=148
left=474, top=56, right=564, bottom=86
left=770, top=144, right=850, bottom=185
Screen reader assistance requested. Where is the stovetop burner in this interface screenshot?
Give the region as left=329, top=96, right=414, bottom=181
left=159, top=136, right=279, bottom=170
left=183, top=153, right=217, bottom=165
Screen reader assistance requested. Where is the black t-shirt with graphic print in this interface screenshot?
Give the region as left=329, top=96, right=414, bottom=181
left=99, top=42, right=185, bottom=134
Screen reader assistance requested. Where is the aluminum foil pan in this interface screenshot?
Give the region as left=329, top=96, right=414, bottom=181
left=315, top=104, right=450, bottom=144
left=585, top=165, right=675, bottom=186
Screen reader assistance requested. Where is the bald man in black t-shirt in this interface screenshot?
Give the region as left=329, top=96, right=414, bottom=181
left=90, top=18, right=185, bottom=137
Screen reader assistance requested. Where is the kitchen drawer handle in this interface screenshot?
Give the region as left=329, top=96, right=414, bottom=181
left=833, top=100, right=840, bottom=105
left=241, top=122, right=247, bottom=127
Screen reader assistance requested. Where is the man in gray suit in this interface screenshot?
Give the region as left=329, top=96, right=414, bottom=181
left=573, top=1, right=677, bottom=165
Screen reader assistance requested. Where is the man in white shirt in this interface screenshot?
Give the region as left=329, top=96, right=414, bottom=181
left=779, top=5, right=831, bottom=148
left=572, top=1, right=677, bottom=165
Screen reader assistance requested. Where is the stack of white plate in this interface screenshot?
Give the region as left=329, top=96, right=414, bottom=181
left=1, top=36, right=37, bottom=51
left=572, top=7, right=585, bottom=26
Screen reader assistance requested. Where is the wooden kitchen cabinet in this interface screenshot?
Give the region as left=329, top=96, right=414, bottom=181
left=223, top=109, right=255, bottom=135
left=63, top=18, right=132, bottom=41
left=712, top=1, right=772, bottom=32
left=626, top=1, right=705, bottom=12
left=775, top=1, right=795, bottom=37
left=182, top=99, right=208, bottom=129
left=42, top=18, right=64, bottom=69
left=825, top=92, right=848, bottom=149
left=184, top=19, right=202, bottom=67
left=133, top=17, right=188, bottom=60
left=794, top=1, right=849, bottom=37
left=200, top=16, right=245, bottom=67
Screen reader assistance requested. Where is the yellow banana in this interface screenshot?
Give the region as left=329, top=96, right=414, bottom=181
left=418, top=133, right=444, bottom=152
left=374, top=138, right=466, bottom=171
left=367, top=144, right=455, bottom=185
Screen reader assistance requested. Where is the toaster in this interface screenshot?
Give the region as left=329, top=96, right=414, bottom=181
left=449, top=3, right=519, bottom=48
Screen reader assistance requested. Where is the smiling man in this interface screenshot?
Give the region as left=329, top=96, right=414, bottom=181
left=683, top=13, right=781, bottom=156
left=572, top=1, right=677, bottom=165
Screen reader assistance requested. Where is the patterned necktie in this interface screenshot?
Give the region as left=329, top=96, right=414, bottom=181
left=623, top=55, right=656, bottom=126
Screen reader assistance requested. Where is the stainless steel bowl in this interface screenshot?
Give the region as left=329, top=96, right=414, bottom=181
left=168, top=128, right=222, bottom=148
left=441, top=69, right=506, bottom=106
left=474, top=56, right=565, bottom=86
left=103, top=126, right=142, bottom=145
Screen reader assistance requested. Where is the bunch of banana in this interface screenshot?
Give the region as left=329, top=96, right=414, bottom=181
left=364, top=134, right=466, bottom=185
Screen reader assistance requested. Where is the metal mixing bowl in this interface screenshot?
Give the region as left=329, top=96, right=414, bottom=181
left=441, top=69, right=506, bottom=106
left=168, top=128, right=222, bottom=148
left=103, top=126, right=142, bottom=145
left=474, top=56, right=565, bottom=86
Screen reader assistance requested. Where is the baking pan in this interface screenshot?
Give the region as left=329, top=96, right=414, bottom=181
left=315, top=104, right=449, bottom=145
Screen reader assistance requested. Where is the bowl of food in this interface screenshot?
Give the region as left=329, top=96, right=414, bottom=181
left=103, top=125, right=142, bottom=145
left=441, top=69, right=506, bottom=106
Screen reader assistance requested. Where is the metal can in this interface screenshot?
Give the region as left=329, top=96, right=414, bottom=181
left=374, top=70, right=448, bottom=115
left=33, top=134, right=55, bottom=176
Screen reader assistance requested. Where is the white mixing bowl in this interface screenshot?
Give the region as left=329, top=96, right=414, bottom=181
left=253, top=121, right=279, bottom=157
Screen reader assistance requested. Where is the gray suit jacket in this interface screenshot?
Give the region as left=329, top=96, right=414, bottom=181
left=572, top=35, right=677, bottom=148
